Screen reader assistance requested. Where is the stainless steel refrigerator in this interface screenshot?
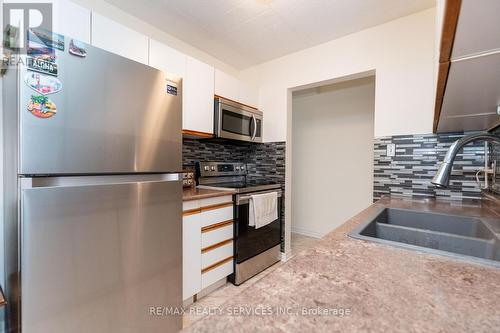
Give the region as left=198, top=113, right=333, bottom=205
left=2, top=36, right=183, bottom=333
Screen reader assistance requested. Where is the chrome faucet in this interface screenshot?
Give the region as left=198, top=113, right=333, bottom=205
left=431, top=132, right=500, bottom=188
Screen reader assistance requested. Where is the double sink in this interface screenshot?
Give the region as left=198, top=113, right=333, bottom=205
left=349, top=208, right=500, bottom=267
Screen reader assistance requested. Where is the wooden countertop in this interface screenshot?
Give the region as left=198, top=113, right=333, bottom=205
left=183, top=187, right=236, bottom=201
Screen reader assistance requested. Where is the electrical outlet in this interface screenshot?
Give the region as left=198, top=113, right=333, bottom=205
left=386, top=143, right=396, bottom=157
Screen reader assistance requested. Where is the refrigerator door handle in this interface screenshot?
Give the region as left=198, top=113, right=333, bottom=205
left=23, top=173, right=182, bottom=189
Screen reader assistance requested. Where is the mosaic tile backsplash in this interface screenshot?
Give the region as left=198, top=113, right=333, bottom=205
left=491, top=126, right=500, bottom=194
left=184, top=130, right=497, bottom=238
left=182, top=139, right=250, bottom=168
left=374, top=132, right=487, bottom=201
left=182, top=139, right=285, bottom=186
left=182, top=138, right=286, bottom=196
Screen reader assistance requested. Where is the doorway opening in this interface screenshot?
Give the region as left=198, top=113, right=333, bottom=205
left=290, top=76, right=375, bottom=250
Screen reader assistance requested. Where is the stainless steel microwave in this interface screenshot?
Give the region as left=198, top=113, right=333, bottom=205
left=214, top=97, right=262, bottom=143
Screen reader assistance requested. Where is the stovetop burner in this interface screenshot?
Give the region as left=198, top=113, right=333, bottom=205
left=206, top=180, right=279, bottom=189
left=199, top=181, right=281, bottom=194
left=196, top=162, right=281, bottom=194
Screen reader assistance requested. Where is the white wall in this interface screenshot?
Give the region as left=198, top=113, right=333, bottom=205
left=238, top=8, right=437, bottom=256
left=240, top=8, right=437, bottom=142
left=291, top=77, right=375, bottom=238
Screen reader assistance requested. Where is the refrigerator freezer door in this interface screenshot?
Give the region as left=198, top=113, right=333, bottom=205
left=19, top=42, right=182, bottom=175
left=21, top=178, right=182, bottom=333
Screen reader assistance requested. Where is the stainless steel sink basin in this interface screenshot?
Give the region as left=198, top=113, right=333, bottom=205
left=349, top=208, right=500, bottom=267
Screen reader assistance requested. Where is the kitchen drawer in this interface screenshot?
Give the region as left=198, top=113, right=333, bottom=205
left=200, top=195, right=233, bottom=207
left=202, top=241, right=233, bottom=269
left=199, top=206, right=233, bottom=228
left=201, top=258, right=233, bottom=289
left=201, top=223, right=233, bottom=249
left=183, top=200, right=199, bottom=212
left=182, top=194, right=233, bottom=213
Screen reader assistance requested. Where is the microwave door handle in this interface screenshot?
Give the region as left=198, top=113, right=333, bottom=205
left=217, top=103, right=222, bottom=136
left=249, top=115, right=254, bottom=140
left=251, top=115, right=257, bottom=141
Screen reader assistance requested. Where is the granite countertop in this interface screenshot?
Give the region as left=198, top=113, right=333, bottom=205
left=183, top=187, right=236, bottom=201
left=183, top=195, right=500, bottom=333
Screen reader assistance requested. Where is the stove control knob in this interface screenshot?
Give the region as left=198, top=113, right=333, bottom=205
left=210, top=166, right=215, bottom=171
left=204, top=166, right=209, bottom=171
left=235, top=166, right=240, bottom=171
left=241, top=166, right=245, bottom=171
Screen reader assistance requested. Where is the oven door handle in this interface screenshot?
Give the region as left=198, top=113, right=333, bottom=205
left=251, top=115, right=257, bottom=141
left=236, top=189, right=282, bottom=205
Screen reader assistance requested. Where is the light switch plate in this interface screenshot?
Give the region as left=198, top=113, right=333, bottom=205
left=386, top=143, right=396, bottom=157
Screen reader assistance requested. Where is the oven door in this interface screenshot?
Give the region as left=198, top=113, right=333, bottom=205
left=215, top=99, right=262, bottom=143
left=234, top=190, right=282, bottom=264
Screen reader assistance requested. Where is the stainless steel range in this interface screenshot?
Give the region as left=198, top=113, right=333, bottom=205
left=196, top=162, right=282, bottom=285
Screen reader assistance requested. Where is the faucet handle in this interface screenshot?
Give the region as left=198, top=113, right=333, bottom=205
left=476, top=165, right=495, bottom=190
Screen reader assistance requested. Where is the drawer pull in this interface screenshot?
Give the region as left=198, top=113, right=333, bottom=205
left=182, top=208, right=201, bottom=216
left=201, top=238, right=233, bottom=253
left=201, top=256, right=233, bottom=274
left=201, top=220, right=233, bottom=233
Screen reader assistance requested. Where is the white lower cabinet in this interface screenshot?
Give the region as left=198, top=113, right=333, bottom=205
left=182, top=197, right=234, bottom=301
left=199, top=205, right=233, bottom=228
left=201, top=260, right=233, bottom=289
left=201, top=224, right=233, bottom=249
left=202, top=242, right=233, bottom=268
left=182, top=213, right=202, bottom=300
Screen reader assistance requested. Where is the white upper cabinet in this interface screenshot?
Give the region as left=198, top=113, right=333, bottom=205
left=91, top=13, right=148, bottom=64
left=184, top=56, right=214, bottom=134
left=215, top=69, right=259, bottom=108
left=51, top=0, right=91, bottom=43
left=19, top=0, right=90, bottom=43
left=214, top=69, right=239, bottom=101
left=238, top=81, right=259, bottom=108
left=149, top=39, right=186, bottom=78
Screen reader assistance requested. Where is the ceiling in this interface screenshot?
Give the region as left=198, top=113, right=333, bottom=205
left=104, top=0, right=435, bottom=69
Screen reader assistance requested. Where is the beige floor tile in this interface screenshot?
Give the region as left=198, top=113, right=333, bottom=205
left=182, top=233, right=318, bottom=329
left=291, top=233, right=318, bottom=256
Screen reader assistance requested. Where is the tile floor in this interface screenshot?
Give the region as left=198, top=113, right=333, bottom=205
left=182, top=233, right=318, bottom=328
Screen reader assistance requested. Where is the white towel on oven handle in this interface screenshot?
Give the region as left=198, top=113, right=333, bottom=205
left=248, top=191, right=278, bottom=229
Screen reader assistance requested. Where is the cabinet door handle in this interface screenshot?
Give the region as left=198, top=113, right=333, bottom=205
left=201, top=220, right=233, bottom=233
